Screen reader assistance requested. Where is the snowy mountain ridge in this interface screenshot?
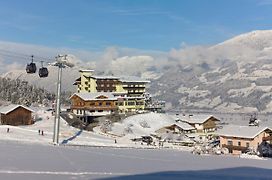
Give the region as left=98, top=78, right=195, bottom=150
left=149, top=30, right=272, bottom=113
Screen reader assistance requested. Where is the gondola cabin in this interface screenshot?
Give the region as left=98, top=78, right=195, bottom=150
left=39, top=67, right=49, bottom=78
left=0, top=104, right=34, bottom=126
left=26, top=63, right=37, bottom=74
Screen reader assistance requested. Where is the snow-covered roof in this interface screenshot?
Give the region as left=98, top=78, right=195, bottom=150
left=79, top=69, right=94, bottom=73
left=90, top=75, right=120, bottom=80
left=179, top=114, right=219, bottom=124
left=119, top=76, right=150, bottom=83
left=218, top=125, right=272, bottom=139
left=175, top=121, right=196, bottom=131
left=0, top=104, right=34, bottom=114
left=71, top=92, right=117, bottom=101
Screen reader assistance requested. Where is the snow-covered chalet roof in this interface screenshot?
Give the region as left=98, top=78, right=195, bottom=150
left=175, top=121, right=195, bottom=131
left=218, top=125, right=272, bottom=139
left=0, top=104, right=34, bottom=114
left=70, top=92, right=117, bottom=101
left=179, top=114, right=220, bottom=124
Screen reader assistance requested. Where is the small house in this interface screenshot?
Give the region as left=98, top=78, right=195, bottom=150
left=180, top=114, right=220, bottom=133
left=0, top=104, right=34, bottom=126
left=155, top=122, right=196, bottom=135
left=218, top=125, right=272, bottom=155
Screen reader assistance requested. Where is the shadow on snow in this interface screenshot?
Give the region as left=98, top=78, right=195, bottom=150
left=98, top=166, right=272, bottom=180
left=61, top=129, right=83, bottom=144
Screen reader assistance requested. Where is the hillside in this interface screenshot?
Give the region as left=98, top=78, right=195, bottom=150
left=149, top=30, right=272, bottom=113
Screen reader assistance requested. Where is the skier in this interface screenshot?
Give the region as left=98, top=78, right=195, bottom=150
left=7, top=128, right=9, bottom=133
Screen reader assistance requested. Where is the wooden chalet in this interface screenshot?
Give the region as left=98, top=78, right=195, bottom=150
left=180, top=114, right=220, bottom=133
left=70, top=92, right=118, bottom=123
left=0, top=104, right=34, bottom=126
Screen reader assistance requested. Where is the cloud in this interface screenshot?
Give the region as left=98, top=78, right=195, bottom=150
left=110, top=55, right=154, bottom=76
left=0, top=40, right=101, bottom=70
left=0, top=59, right=23, bottom=73
left=169, top=30, right=272, bottom=66
left=1, top=29, right=270, bottom=79
left=0, top=41, right=167, bottom=78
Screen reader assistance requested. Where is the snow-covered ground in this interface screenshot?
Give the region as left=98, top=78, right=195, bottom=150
left=0, top=141, right=271, bottom=180
left=0, top=108, right=118, bottom=147
left=1, top=108, right=272, bottom=179
left=0, top=108, right=183, bottom=149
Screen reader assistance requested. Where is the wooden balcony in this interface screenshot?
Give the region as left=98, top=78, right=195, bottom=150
left=222, top=144, right=248, bottom=152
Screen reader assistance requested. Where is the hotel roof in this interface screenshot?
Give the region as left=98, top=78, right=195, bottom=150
left=218, top=125, right=272, bottom=139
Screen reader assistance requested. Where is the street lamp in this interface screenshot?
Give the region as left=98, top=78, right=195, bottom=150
left=52, top=54, right=74, bottom=145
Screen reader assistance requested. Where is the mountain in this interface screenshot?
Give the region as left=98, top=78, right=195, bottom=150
left=149, top=30, right=272, bottom=113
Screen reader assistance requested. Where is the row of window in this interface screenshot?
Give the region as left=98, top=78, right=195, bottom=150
left=124, top=84, right=145, bottom=87
left=76, top=109, right=113, bottom=114
left=97, top=84, right=116, bottom=87
left=227, top=140, right=250, bottom=147
left=75, top=101, right=144, bottom=107
left=76, top=102, right=112, bottom=106
left=115, top=101, right=144, bottom=106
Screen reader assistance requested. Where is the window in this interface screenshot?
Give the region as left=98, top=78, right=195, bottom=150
left=116, top=102, right=123, bottom=106
left=227, top=140, right=233, bottom=146
left=99, top=102, right=102, bottom=106
left=238, top=141, right=241, bottom=146
left=98, top=110, right=103, bottom=112
left=136, top=101, right=144, bottom=105
left=106, top=102, right=111, bottom=106
left=246, top=142, right=250, bottom=147
left=127, top=101, right=135, bottom=106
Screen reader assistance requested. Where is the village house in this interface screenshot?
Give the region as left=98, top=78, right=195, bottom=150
left=218, top=125, right=272, bottom=155
left=179, top=114, right=220, bottom=133
left=0, top=104, right=34, bottom=126
left=155, top=122, right=196, bottom=135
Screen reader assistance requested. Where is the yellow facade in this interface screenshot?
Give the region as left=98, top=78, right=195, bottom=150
left=77, top=70, right=97, bottom=93
left=74, top=70, right=148, bottom=113
left=115, top=83, right=127, bottom=93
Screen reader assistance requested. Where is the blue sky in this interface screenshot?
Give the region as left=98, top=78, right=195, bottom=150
left=0, top=0, right=272, bottom=51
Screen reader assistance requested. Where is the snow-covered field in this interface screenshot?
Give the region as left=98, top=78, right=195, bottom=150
left=1, top=108, right=272, bottom=179
left=0, top=108, right=118, bottom=147
left=0, top=141, right=272, bottom=180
